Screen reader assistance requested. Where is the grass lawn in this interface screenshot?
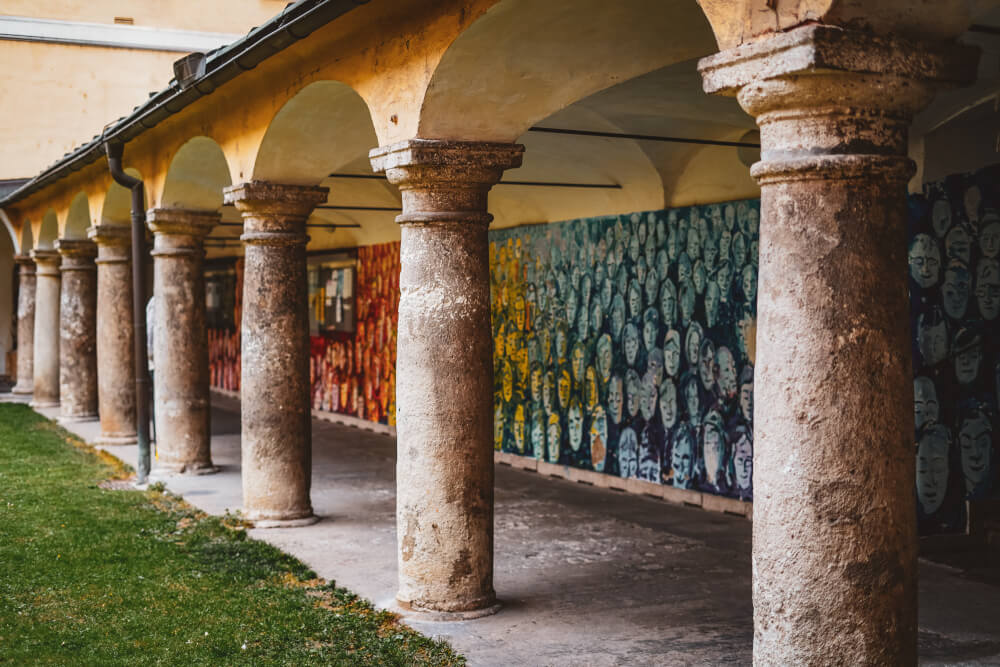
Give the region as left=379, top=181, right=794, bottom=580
left=0, top=404, right=464, bottom=665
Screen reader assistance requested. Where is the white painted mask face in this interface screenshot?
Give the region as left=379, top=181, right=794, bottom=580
left=628, top=281, right=643, bottom=320
left=547, top=420, right=561, bottom=463
left=917, top=313, right=948, bottom=366
left=618, top=427, right=639, bottom=479
left=610, top=297, right=625, bottom=342
left=703, top=421, right=724, bottom=484
left=643, top=317, right=658, bottom=353
left=624, top=324, right=640, bottom=367
left=625, top=372, right=641, bottom=418
left=699, top=341, right=716, bottom=391
left=640, top=374, right=657, bottom=421
left=955, top=346, right=982, bottom=385
left=742, top=266, right=757, bottom=302
left=913, top=376, right=939, bottom=430
left=976, top=259, right=1000, bottom=320
left=597, top=335, right=613, bottom=382
left=663, top=333, right=681, bottom=378
left=671, top=431, right=695, bottom=488
left=660, top=281, right=676, bottom=326
left=693, top=262, right=706, bottom=295
left=645, top=269, right=659, bottom=306
left=659, top=380, right=678, bottom=429
left=680, top=284, right=695, bottom=324
left=931, top=199, right=952, bottom=238
left=687, top=227, right=701, bottom=259
left=941, top=264, right=970, bottom=319
left=916, top=427, right=949, bottom=515
left=732, top=233, right=747, bottom=268
left=542, top=372, right=554, bottom=414
left=608, top=377, right=624, bottom=425
left=705, top=284, right=720, bottom=328
left=531, top=416, right=545, bottom=460
left=684, top=380, right=699, bottom=422
left=740, top=381, right=753, bottom=422
left=565, top=289, right=579, bottom=326
left=678, top=254, right=692, bottom=285
left=980, top=221, right=1000, bottom=259
left=568, top=404, right=584, bottom=451
left=734, top=436, right=753, bottom=491
left=945, top=227, right=970, bottom=266
left=686, top=324, right=702, bottom=367
left=959, top=414, right=992, bottom=492
left=717, top=347, right=737, bottom=399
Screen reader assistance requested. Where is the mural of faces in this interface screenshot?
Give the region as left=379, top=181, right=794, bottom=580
left=490, top=199, right=755, bottom=499
left=911, top=167, right=1000, bottom=533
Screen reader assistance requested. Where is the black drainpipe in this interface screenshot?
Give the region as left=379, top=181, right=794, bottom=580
left=105, top=141, right=151, bottom=484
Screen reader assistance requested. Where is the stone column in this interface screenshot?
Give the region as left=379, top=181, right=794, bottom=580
left=224, top=181, right=328, bottom=527
left=699, top=26, right=977, bottom=665
left=11, top=255, right=35, bottom=394
left=30, top=249, right=60, bottom=408
left=370, top=140, right=523, bottom=617
left=56, top=239, right=98, bottom=422
left=147, top=208, right=218, bottom=474
left=88, top=225, right=137, bottom=444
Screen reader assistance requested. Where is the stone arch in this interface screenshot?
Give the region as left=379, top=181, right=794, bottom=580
left=161, top=136, right=232, bottom=210
left=19, top=217, right=32, bottom=253
left=101, top=168, right=145, bottom=224
left=0, top=218, right=13, bottom=375
left=416, top=0, right=718, bottom=142
left=62, top=192, right=91, bottom=239
left=253, top=81, right=378, bottom=185
left=37, top=210, right=58, bottom=249
left=0, top=210, right=18, bottom=254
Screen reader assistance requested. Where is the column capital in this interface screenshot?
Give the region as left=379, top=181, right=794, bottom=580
left=146, top=208, right=219, bottom=238
left=699, top=24, right=978, bottom=108
left=56, top=238, right=98, bottom=272
left=14, top=254, right=35, bottom=273
left=87, top=224, right=131, bottom=246
left=223, top=181, right=328, bottom=246
left=30, top=248, right=61, bottom=274
left=147, top=208, right=219, bottom=258
left=699, top=24, right=979, bottom=186
left=370, top=139, right=524, bottom=225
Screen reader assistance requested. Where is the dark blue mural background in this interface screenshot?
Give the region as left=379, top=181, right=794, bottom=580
left=489, top=201, right=758, bottom=501
left=489, top=169, right=1000, bottom=530
left=910, top=164, right=1000, bottom=534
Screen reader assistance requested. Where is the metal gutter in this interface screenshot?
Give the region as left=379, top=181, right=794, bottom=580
left=0, top=0, right=367, bottom=209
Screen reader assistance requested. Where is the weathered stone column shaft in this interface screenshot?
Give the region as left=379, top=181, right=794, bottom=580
left=30, top=249, right=61, bottom=408
left=699, top=25, right=978, bottom=666
left=147, top=208, right=218, bottom=474
left=224, top=181, right=328, bottom=526
left=89, top=225, right=137, bottom=443
left=370, top=139, right=523, bottom=616
left=11, top=255, right=35, bottom=394
left=56, top=239, right=98, bottom=421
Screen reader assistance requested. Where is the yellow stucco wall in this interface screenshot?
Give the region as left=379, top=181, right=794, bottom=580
left=1, top=1, right=285, bottom=33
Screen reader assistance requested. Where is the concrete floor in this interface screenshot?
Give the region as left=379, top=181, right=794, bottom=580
left=8, top=392, right=1000, bottom=666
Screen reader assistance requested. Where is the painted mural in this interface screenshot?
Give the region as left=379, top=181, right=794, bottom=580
left=309, top=241, right=399, bottom=425
left=489, top=202, right=759, bottom=501
left=911, top=164, right=1000, bottom=534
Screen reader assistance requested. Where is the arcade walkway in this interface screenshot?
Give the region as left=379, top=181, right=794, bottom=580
left=20, top=393, right=1000, bottom=666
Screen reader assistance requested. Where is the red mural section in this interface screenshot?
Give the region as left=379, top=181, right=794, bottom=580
left=309, top=242, right=399, bottom=425
left=209, top=259, right=243, bottom=392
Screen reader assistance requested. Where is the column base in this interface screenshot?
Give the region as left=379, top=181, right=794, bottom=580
left=249, top=514, right=321, bottom=529
left=152, top=462, right=218, bottom=476
left=57, top=414, right=99, bottom=425
left=11, top=383, right=33, bottom=395
left=394, top=597, right=502, bottom=622
left=93, top=433, right=138, bottom=446
left=30, top=399, right=60, bottom=408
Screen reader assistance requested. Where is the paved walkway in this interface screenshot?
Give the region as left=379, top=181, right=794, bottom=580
left=8, top=392, right=1000, bottom=666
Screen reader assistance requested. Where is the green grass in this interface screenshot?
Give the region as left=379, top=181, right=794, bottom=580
left=0, top=404, right=464, bottom=666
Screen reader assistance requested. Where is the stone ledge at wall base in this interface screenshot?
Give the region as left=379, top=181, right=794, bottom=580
left=494, top=451, right=753, bottom=519
left=209, top=387, right=397, bottom=437
left=209, top=388, right=751, bottom=519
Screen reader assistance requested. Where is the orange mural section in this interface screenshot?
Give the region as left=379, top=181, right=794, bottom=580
left=310, top=242, right=399, bottom=425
